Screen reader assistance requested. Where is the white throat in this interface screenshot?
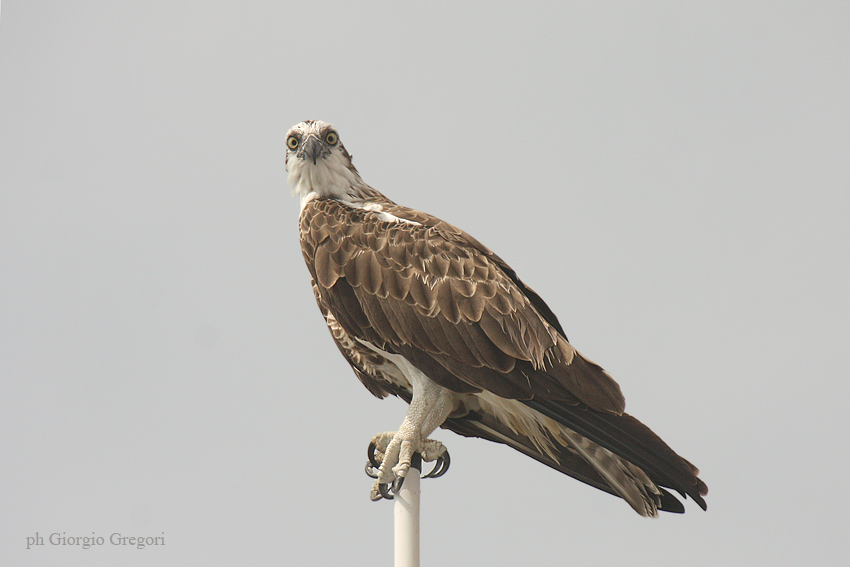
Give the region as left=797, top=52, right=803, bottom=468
left=287, top=152, right=360, bottom=212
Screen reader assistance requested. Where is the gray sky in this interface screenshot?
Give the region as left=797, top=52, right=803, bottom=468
left=2, top=2, right=848, bottom=565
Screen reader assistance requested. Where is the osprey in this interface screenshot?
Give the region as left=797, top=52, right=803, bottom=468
left=288, top=120, right=707, bottom=516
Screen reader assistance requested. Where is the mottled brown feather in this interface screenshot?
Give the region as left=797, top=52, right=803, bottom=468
left=436, top=280, right=462, bottom=324
left=298, top=184, right=706, bottom=514
left=300, top=196, right=626, bottom=415
left=478, top=308, right=532, bottom=361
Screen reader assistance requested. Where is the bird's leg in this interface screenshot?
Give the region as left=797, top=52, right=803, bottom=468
left=366, top=373, right=456, bottom=500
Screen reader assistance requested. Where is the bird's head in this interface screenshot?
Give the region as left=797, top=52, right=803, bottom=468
left=286, top=120, right=361, bottom=207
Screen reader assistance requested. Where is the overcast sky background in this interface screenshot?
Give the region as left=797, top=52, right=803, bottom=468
left=2, top=2, right=849, bottom=565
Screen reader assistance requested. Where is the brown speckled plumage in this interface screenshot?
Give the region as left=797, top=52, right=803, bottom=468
left=289, top=120, right=707, bottom=515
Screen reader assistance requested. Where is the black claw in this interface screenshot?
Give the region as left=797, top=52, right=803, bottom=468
left=393, top=475, right=406, bottom=494
left=378, top=482, right=394, bottom=500
left=423, top=451, right=451, bottom=479
left=365, top=462, right=379, bottom=479
left=423, top=459, right=442, bottom=479
left=436, top=451, right=451, bottom=477
left=367, top=442, right=382, bottom=469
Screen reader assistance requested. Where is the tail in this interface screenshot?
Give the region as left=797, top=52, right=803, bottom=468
left=442, top=395, right=707, bottom=516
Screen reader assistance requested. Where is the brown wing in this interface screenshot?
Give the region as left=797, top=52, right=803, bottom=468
left=309, top=278, right=406, bottom=399
left=300, top=196, right=624, bottom=414
left=301, top=196, right=707, bottom=511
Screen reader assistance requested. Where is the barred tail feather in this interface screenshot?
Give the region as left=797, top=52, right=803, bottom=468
left=442, top=395, right=700, bottom=515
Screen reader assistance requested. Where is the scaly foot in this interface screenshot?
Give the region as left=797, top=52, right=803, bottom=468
left=365, top=432, right=450, bottom=500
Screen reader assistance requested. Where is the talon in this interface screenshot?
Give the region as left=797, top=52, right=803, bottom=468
left=365, top=461, right=379, bottom=479
left=367, top=442, right=382, bottom=469
left=423, top=451, right=450, bottom=479
left=365, top=435, right=448, bottom=500
left=422, top=459, right=441, bottom=478
left=378, top=482, right=394, bottom=500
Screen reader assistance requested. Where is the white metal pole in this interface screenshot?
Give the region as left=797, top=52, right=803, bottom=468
left=394, top=453, right=421, bottom=567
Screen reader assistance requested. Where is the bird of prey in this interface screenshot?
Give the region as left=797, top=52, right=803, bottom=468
left=287, top=119, right=707, bottom=516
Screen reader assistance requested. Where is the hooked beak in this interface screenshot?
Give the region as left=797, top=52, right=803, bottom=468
left=298, top=135, right=324, bottom=165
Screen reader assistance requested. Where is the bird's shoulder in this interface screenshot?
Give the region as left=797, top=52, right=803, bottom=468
left=300, top=196, right=495, bottom=277
left=300, top=195, right=568, bottom=336
left=301, top=195, right=625, bottom=413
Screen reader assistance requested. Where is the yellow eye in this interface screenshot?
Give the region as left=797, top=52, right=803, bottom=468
left=325, top=131, right=338, bottom=145
left=287, top=136, right=299, bottom=150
